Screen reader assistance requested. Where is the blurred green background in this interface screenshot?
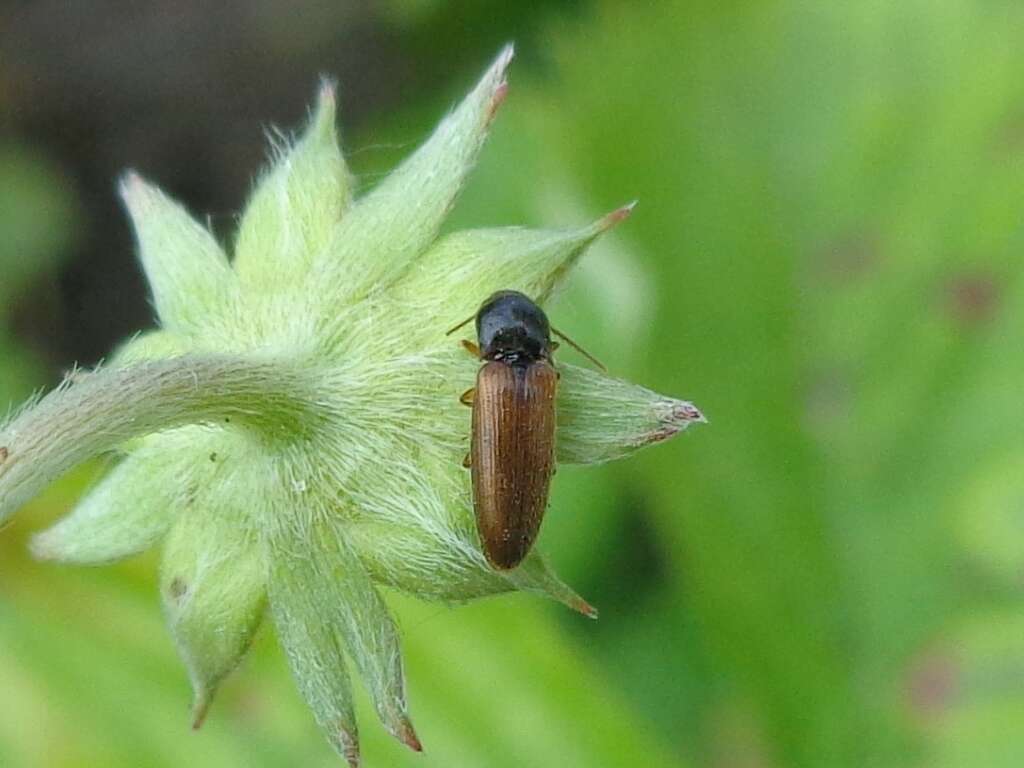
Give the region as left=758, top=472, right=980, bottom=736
left=3, top=1, right=1024, bottom=766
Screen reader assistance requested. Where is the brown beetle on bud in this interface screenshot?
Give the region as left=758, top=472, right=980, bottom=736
left=0, top=45, right=705, bottom=766
left=452, top=290, right=609, bottom=570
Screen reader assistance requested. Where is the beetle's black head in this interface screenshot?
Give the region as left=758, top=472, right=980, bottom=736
left=475, top=290, right=552, bottom=364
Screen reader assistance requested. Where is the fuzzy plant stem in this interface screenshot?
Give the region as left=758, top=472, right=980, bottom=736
left=0, top=355, right=316, bottom=524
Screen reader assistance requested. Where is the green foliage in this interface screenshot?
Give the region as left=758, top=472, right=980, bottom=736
left=0, top=142, right=76, bottom=404
left=447, top=1, right=1024, bottom=765
left=4, top=1, right=1024, bottom=766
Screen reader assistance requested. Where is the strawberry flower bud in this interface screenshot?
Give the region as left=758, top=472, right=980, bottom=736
left=0, top=46, right=703, bottom=766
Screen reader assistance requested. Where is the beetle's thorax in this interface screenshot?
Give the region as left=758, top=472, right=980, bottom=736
left=482, top=328, right=551, bottom=365
left=475, top=290, right=552, bottom=365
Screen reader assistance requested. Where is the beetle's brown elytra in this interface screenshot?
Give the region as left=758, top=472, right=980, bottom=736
left=470, top=357, right=557, bottom=569
left=449, top=290, right=602, bottom=570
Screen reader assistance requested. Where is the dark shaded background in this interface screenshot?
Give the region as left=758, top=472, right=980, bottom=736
left=1, top=0, right=583, bottom=367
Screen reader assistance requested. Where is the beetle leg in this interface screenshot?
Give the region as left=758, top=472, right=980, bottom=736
left=462, top=453, right=472, bottom=469
left=550, top=341, right=560, bottom=351
left=460, top=339, right=481, bottom=357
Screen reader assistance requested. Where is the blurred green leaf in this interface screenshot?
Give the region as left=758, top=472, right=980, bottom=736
left=445, top=0, right=1024, bottom=764
left=0, top=141, right=77, bottom=406
left=0, top=142, right=76, bottom=305
left=906, top=613, right=1024, bottom=768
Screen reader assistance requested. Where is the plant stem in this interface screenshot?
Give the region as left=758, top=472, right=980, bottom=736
left=0, top=355, right=315, bottom=523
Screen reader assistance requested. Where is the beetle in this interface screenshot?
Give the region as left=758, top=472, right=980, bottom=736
left=447, top=290, right=603, bottom=570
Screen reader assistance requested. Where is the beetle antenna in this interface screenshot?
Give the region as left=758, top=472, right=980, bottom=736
left=551, top=326, right=606, bottom=371
left=445, top=314, right=475, bottom=336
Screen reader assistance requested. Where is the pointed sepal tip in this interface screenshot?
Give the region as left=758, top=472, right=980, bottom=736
left=191, top=689, right=212, bottom=731
left=598, top=200, right=638, bottom=232
left=339, top=726, right=361, bottom=768
left=391, top=713, right=423, bottom=753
